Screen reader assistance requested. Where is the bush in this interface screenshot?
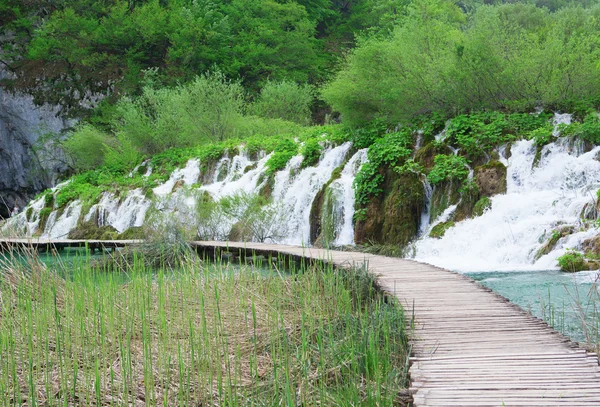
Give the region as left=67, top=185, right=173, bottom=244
left=64, top=124, right=110, bottom=171
left=557, top=250, right=587, bottom=272
left=252, top=80, right=314, bottom=125
left=301, top=138, right=323, bottom=168
left=560, top=113, right=600, bottom=144
left=427, top=155, right=469, bottom=185
left=265, top=138, right=298, bottom=174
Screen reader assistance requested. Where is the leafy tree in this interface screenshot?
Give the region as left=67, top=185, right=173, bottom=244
left=252, top=80, right=314, bottom=125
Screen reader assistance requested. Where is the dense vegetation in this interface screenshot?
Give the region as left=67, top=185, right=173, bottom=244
left=0, top=250, right=409, bottom=406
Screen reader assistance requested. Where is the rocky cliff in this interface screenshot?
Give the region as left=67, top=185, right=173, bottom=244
left=0, top=69, right=71, bottom=218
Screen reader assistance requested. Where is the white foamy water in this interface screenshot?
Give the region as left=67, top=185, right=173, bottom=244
left=413, top=126, right=600, bottom=272
left=84, top=189, right=151, bottom=233
left=325, top=148, right=368, bottom=246
left=272, top=142, right=352, bottom=245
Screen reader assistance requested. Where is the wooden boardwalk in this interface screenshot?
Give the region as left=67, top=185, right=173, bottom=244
left=2, top=238, right=600, bottom=405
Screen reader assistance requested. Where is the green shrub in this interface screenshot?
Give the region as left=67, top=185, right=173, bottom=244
left=265, top=138, right=298, bottom=174
left=252, top=80, right=314, bottom=125
left=528, top=126, right=555, bottom=146
left=353, top=131, right=413, bottom=219
left=64, top=124, right=110, bottom=171
left=557, top=250, right=587, bottom=273
left=427, top=155, right=469, bottom=185
left=301, top=138, right=323, bottom=168
left=473, top=196, right=492, bottom=217
left=560, top=113, right=600, bottom=144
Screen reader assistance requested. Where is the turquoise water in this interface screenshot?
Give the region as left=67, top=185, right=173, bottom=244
left=466, top=269, right=600, bottom=343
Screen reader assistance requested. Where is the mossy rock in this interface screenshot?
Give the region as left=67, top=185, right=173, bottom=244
left=244, top=162, right=258, bottom=174
left=429, top=221, right=455, bottom=239
left=474, top=160, right=507, bottom=197
left=117, top=226, right=146, bottom=240
left=69, top=221, right=118, bottom=240
left=454, top=184, right=480, bottom=222
left=415, top=142, right=453, bottom=170
left=430, top=180, right=461, bottom=223
left=582, top=235, right=600, bottom=258
left=558, top=251, right=591, bottom=273
left=355, top=171, right=424, bottom=247
left=310, top=163, right=345, bottom=245
left=228, top=222, right=249, bottom=242
left=25, top=207, right=33, bottom=222
left=472, top=196, right=492, bottom=217
left=535, top=226, right=575, bottom=260
left=258, top=173, right=275, bottom=200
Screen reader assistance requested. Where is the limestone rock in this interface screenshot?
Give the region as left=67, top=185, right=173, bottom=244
left=475, top=160, right=507, bottom=197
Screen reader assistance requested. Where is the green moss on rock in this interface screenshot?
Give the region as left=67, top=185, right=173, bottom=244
left=68, top=221, right=118, bottom=240
left=355, top=171, right=424, bottom=248
left=429, top=180, right=461, bottom=223
left=472, top=196, right=492, bottom=217
left=310, top=163, right=345, bottom=246
left=429, top=221, right=455, bottom=239
left=474, top=160, right=507, bottom=197
left=117, top=227, right=146, bottom=240
left=535, top=226, right=575, bottom=260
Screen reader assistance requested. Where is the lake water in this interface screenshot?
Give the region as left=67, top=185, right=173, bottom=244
left=466, top=269, right=600, bottom=344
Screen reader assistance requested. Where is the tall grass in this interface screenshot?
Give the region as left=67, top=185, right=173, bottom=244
left=0, top=248, right=409, bottom=406
left=538, top=274, right=600, bottom=353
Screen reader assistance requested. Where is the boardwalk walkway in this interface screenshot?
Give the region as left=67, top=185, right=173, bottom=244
left=2, top=238, right=600, bottom=406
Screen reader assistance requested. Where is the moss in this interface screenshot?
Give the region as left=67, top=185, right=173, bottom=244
left=355, top=171, right=423, bottom=247
left=414, top=142, right=453, bottom=170
left=25, top=207, right=33, bottom=222
left=38, top=208, right=53, bottom=232
left=558, top=251, right=588, bottom=272
left=472, top=196, right=492, bottom=217
left=310, top=163, right=345, bottom=245
left=68, top=220, right=118, bottom=240
left=455, top=182, right=480, bottom=222
left=474, top=160, right=507, bottom=197
left=117, top=226, right=145, bottom=240
left=535, top=226, right=575, bottom=260
left=429, top=180, right=461, bottom=223
left=258, top=173, right=275, bottom=200
left=429, top=221, right=455, bottom=239
left=44, top=193, right=54, bottom=208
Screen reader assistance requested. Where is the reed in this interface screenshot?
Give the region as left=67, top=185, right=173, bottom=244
left=0, top=248, right=410, bottom=406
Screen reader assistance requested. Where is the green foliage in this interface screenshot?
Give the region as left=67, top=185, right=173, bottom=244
left=252, top=80, right=314, bottom=125
left=446, top=113, right=517, bottom=158
left=348, top=120, right=389, bottom=149
left=266, top=139, right=299, bottom=175
left=529, top=126, right=555, bottom=147
left=429, top=221, right=455, bottom=238
left=559, top=113, right=600, bottom=144
left=64, top=125, right=110, bottom=171
left=473, top=196, right=492, bottom=217
left=301, top=138, right=323, bottom=168
left=427, top=155, right=469, bottom=185
left=55, top=176, right=103, bottom=208
left=353, top=131, right=413, bottom=219
left=557, top=250, right=587, bottom=272
left=323, top=2, right=600, bottom=125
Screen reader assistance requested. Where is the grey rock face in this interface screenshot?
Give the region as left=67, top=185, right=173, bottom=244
left=0, top=69, right=71, bottom=218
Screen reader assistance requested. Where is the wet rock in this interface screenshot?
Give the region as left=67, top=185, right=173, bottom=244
left=0, top=69, right=71, bottom=218
left=355, top=171, right=423, bottom=247
left=475, top=160, right=507, bottom=197
left=429, top=221, right=455, bottom=239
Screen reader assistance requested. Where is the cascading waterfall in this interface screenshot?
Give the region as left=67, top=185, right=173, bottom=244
left=413, top=131, right=600, bottom=272
left=271, top=142, right=352, bottom=245
left=321, top=148, right=368, bottom=246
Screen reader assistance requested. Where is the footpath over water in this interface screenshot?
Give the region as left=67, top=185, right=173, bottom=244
left=2, top=238, right=600, bottom=406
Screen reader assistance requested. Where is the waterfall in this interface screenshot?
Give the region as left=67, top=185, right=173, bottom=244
left=323, top=148, right=368, bottom=246
left=418, top=179, right=434, bottom=236
left=272, top=142, right=352, bottom=245
left=413, top=133, right=600, bottom=272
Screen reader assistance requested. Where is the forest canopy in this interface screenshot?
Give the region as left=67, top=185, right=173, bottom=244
left=3, top=0, right=600, bottom=172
